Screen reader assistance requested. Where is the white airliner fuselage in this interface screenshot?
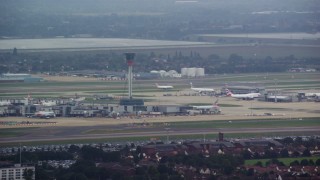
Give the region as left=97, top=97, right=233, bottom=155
left=155, top=83, right=173, bottom=90
left=41, top=101, right=57, bottom=106
left=0, top=101, right=11, bottom=106
left=193, top=104, right=219, bottom=110
left=71, top=97, right=86, bottom=102
left=226, top=89, right=261, bottom=100
left=190, top=83, right=214, bottom=93
left=305, top=93, right=320, bottom=97
left=34, top=111, right=56, bottom=118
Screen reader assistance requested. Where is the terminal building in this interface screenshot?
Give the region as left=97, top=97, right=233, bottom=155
left=0, top=97, right=216, bottom=117
left=0, top=73, right=43, bottom=83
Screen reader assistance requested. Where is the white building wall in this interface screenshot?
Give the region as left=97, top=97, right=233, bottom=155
left=187, top=68, right=196, bottom=77
left=196, top=68, right=205, bottom=77
left=181, top=67, right=205, bottom=77
left=181, top=68, right=188, bottom=76
left=0, top=165, right=35, bottom=180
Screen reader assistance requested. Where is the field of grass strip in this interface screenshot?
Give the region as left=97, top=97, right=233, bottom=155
left=245, top=156, right=320, bottom=166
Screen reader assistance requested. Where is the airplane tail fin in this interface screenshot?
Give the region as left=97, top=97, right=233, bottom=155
left=190, top=82, right=193, bottom=88
left=26, top=93, right=32, bottom=100
left=155, top=83, right=159, bottom=87
left=226, top=89, right=233, bottom=96
left=213, top=98, right=219, bottom=106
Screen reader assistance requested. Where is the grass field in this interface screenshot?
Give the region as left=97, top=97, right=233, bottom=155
left=169, top=118, right=320, bottom=129
left=187, top=103, right=242, bottom=107
left=1, top=130, right=320, bottom=147
left=0, top=127, right=39, bottom=137
left=0, top=72, right=319, bottom=98
left=0, top=72, right=319, bottom=147
left=245, top=156, right=320, bottom=166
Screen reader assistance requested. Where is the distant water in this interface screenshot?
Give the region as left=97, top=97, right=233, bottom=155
left=200, top=33, right=320, bottom=40
left=0, top=38, right=213, bottom=50
left=251, top=11, right=318, bottom=15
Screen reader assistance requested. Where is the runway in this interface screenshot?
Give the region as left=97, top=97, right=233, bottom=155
left=1, top=125, right=319, bottom=144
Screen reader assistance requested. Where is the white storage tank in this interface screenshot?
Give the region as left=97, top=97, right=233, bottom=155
left=187, top=68, right=196, bottom=77
left=150, top=70, right=159, bottom=74
left=181, top=68, right=188, bottom=76
left=196, top=68, right=205, bottom=77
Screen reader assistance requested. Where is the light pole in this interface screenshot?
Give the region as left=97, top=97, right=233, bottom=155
left=274, top=79, right=278, bottom=103
left=165, top=128, right=170, bottom=144
left=250, top=101, right=253, bottom=116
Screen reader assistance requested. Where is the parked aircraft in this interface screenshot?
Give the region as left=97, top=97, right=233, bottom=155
left=305, top=93, right=320, bottom=97
left=192, top=98, right=220, bottom=110
left=33, top=111, right=56, bottom=118
left=267, top=95, right=290, bottom=101
left=155, top=83, right=173, bottom=90
left=40, top=100, right=57, bottom=106
left=226, top=89, right=261, bottom=100
left=71, top=97, right=86, bottom=102
left=0, top=101, right=11, bottom=106
left=190, top=82, right=215, bottom=94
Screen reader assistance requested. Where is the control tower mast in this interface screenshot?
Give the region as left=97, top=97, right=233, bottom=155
left=125, top=53, right=135, bottom=99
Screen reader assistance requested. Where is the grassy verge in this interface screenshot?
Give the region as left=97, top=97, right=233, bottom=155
left=2, top=130, right=320, bottom=147
left=0, top=127, right=39, bottom=137
left=250, top=108, right=289, bottom=111
left=245, top=156, right=320, bottom=166
left=170, top=117, right=320, bottom=129
left=187, top=103, right=242, bottom=107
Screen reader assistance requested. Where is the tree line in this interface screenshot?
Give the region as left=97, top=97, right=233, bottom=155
left=1, top=51, right=319, bottom=74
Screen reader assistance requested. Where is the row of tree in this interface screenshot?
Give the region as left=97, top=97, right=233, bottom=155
left=1, top=51, right=319, bottom=74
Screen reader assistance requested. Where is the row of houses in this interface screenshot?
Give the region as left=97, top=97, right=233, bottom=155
left=140, top=138, right=284, bottom=158
left=99, top=137, right=319, bottom=179
left=1, top=135, right=319, bottom=179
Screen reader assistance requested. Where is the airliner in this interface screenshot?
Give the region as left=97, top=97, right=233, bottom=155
left=71, top=97, right=86, bottom=102
left=33, top=111, right=56, bottom=118
left=193, top=103, right=220, bottom=110
left=305, top=93, right=320, bottom=97
left=155, top=83, right=173, bottom=90
left=190, top=82, right=215, bottom=93
left=192, top=98, right=220, bottom=110
left=0, top=101, right=11, bottom=106
left=226, top=89, right=261, bottom=100
left=40, top=100, right=57, bottom=106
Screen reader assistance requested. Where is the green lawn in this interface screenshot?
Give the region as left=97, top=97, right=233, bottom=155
left=245, top=156, right=320, bottom=166
left=2, top=130, right=320, bottom=147
left=0, top=127, right=39, bottom=137
left=170, top=117, right=320, bottom=129
left=187, top=103, right=242, bottom=107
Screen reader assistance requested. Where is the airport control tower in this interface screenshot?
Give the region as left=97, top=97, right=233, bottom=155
left=120, top=53, right=144, bottom=106
left=126, top=52, right=134, bottom=99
